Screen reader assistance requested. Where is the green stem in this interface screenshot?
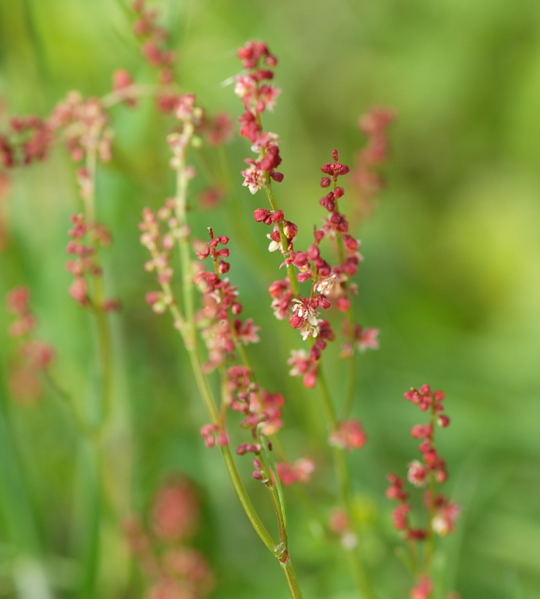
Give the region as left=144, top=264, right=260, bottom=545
left=334, top=191, right=359, bottom=419
left=343, top=351, right=358, bottom=418
left=318, top=367, right=374, bottom=599
left=93, top=282, right=113, bottom=428
left=220, top=445, right=276, bottom=553
left=282, top=559, right=304, bottom=599
left=78, top=142, right=115, bottom=597
left=78, top=440, right=102, bottom=599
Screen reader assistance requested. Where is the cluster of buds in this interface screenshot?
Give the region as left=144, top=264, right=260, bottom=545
left=194, top=230, right=259, bottom=371
left=329, top=419, right=367, bottom=450
left=0, top=171, right=8, bottom=250
left=132, top=1, right=233, bottom=142
left=131, top=0, right=177, bottom=112
left=172, top=94, right=231, bottom=150
left=111, top=68, right=138, bottom=108
left=287, top=319, right=334, bottom=388
left=197, top=185, right=224, bottom=210
left=124, top=475, right=214, bottom=599
left=405, top=385, right=450, bottom=486
left=235, top=41, right=283, bottom=194
left=0, top=116, right=52, bottom=169
left=351, top=106, right=394, bottom=218
left=140, top=202, right=185, bottom=316
left=273, top=151, right=378, bottom=386
left=386, top=385, right=459, bottom=570
left=6, top=286, right=54, bottom=403
left=410, top=576, right=433, bottom=599
left=328, top=508, right=358, bottom=550
left=151, top=477, right=200, bottom=542
left=226, top=365, right=284, bottom=439
left=275, top=458, right=315, bottom=486
left=200, top=423, right=229, bottom=448
left=49, top=92, right=112, bottom=164
left=66, top=214, right=119, bottom=310
left=341, top=322, right=379, bottom=356
left=202, top=364, right=285, bottom=483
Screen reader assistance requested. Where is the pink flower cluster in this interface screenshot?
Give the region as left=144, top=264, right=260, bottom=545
left=194, top=230, right=260, bottom=372
left=66, top=214, right=119, bottom=310
left=341, top=322, right=380, bottom=356
left=140, top=203, right=178, bottom=313
left=329, top=419, right=367, bottom=450
left=50, top=92, right=112, bottom=164
left=268, top=150, right=378, bottom=386
left=0, top=116, right=52, bottom=169
left=351, top=106, right=394, bottom=216
left=226, top=365, right=284, bottom=438
left=151, top=477, right=200, bottom=542
left=276, top=458, right=315, bottom=486
left=235, top=41, right=283, bottom=194
left=6, top=286, right=54, bottom=403
left=131, top=0, right=178, bottom=112
left=386, top=385, right=459, bottom=544
left=410, top=576, right=433, bottom=599
left=124, top=475, right=214, bottom=599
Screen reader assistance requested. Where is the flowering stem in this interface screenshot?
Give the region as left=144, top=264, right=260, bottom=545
left=333, top=193, right=359, bottom=419
left=423, top=407, right=439, bottom=571
left=264, top=183, right=299, bottom=296
left=92, top=283, right=113, bottom=427
left=77, top=143, right=115, bottom=596
left=168, top=132, right=292, bottom=565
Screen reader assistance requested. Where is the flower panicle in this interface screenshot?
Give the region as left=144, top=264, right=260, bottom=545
left=386, top=385, right=459, bottom=597
left=66, top=213, right=119, bottom=311
left=6, top=286, right=55, bottom=403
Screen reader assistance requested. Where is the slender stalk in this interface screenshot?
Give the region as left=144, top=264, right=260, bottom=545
left=77, top=141, right=115, bottom=598
left=79, top=440, right=102, bottom=599
left=333, top=191, right=360, bottom=419
left=101, top=82, right=178, bottom=109
left=92, top=277, right=113, bottom=427
left=220, top=445, right=276, bottom=553
left=318, top=368, right=374, bottom=599
left=282, top=559, right=304, bottom=599
left=343, top=351, right=358, bottom=417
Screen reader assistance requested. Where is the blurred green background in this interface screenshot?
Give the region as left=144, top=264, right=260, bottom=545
left=1, top=0, right=540, bottom=597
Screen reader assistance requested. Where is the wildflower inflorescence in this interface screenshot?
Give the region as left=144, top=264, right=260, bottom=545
left=124, top=475, right=214, bottom=599
left=351, top=106, right=394, bottom=219
left=386, top=385, right=459, bottom=597
left=0, top=3, right=467, bottom=592
left=6, top=287, right=55, bottom=402
left=66, top=214, right=119, bottom=310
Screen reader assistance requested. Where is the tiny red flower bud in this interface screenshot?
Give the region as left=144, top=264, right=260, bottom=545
left=320, top=177, right=331, bottom=187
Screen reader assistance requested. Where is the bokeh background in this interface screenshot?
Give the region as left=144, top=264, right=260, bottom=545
left=1, top=0, right=539, bottom=597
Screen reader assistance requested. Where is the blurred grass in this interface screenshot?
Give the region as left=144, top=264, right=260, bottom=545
left=1, top=0, right=540, bottom=597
